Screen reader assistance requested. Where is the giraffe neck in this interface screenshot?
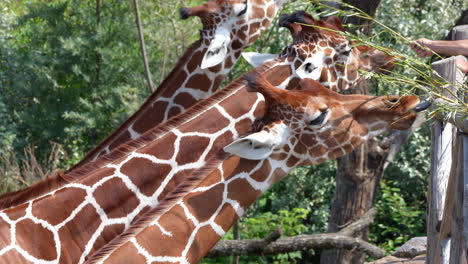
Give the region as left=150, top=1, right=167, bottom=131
left=0, top=0, right=285, bottom=209
left=87, top=154, right=302, bottom=264
left=0, top=59, right=297, bottom=264
left=72, top=0, right=284, bottom=170
left=87, top=98, right=381, bottom=264
left=72, top=38, right=234, bottom=171
left=0, top=28, right=259, bottom=210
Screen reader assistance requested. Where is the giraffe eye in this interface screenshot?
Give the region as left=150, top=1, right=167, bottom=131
left=309, top=109, right=329, bottom=126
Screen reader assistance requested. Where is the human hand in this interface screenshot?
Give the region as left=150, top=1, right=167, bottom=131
left=410, top=38, right=434, bottom=57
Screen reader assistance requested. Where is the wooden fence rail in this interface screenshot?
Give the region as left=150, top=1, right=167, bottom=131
left=427, top=25, right=468, bottom=264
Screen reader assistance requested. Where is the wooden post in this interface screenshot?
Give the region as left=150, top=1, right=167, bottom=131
left=427, top=24, right=468, bottom=264
left=427, top=57, right=457, bottom=264
left=463, top=136, right=468, bottom=260
left=452, top=25, right=468, bottom=264
left=450, top=134, right=467, bottom=263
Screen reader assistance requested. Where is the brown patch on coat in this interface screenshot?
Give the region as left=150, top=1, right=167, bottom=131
left=218, top=88, right=257, bottom=119
left=142, top=205, right=195, bottom=257
left=250, top=160, right=271, bottom=182
left=103, top=243, right=147, bottom=264
left=179, top=107, right=230, bottom=134
left=139, top=131, right=177, bottom=160
left=186, top=184, right=224, bottom=222
left=58, top=204, right=102, bottom=263
left=186, top=225, right=221, bottom=264
left=212, top=131, right=234, bottom=154
left=227, top=178, right=260, bottom=208
left=93, top=178, right=140, bottom=219
left=175, top=136, right=211, bottom=165
left=174, top=92, right=198, bottom=109
left=214, top=203, right=238, bottom=231
left=121, top=158, right=172, bottom=197
left=0, top=217, right=11, bottom=245
left=235, top=118, right=254, bottom=135
left=81, top=167, right=116, bottom=187
left=16, top=219, right=57, bottom=260
left=4, top=203, right=27, bottom=221
left=32, top=187, right=87, bottom=225
left=131, top=101, right=168, bottom=134
left=186, top=74, right=212, bottom=92
left=0, top=250, right=32, bottom=263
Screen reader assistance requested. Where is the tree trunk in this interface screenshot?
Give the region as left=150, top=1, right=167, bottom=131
left=320, top=81, right=389, bottom=263
left=319, top=1, right=384, bottom=263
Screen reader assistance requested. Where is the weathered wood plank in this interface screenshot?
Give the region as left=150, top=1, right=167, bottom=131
left=428, top=37, right=460, bottom=264
left=450, top=25, right=468, bottom=264
left=452, top=25, right=468, bottom=40
left=437, top=131, right=461, bottom=264
left=463, top=135, right=468, bottom=258
left=428, top=121, right=455, bottom=264
left=449, top=134, right=467, bottom=264
left=428, top=24, right=468, bottom=264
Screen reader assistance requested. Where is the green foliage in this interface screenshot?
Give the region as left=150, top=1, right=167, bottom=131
left=252, top=162, right=336, bottom=234
left=202, top=208, right=310, bottom=264
left=241, top=208, right=310, bottom=238
left=370, top=180, right=426, bottom=252
left=0, top=0, right=203, bottom=166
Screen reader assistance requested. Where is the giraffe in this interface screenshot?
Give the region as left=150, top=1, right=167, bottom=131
left=72, top=0, right=286, bottom=168
left=0, top=13, right=397, bottom=264
left=85, top=73, right=430, bottom=264
left=243, top=10, right=397, bottom=92
left=0, top=10, right=397, bottom=212
left=0, top=0, right=286, bottom=209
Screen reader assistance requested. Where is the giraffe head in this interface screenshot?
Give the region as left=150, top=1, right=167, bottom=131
left=180, top=0, right=284, bottom=69
left=243, top=11, right=396, bottom=91
left=224, top=72, right=429, bottom=164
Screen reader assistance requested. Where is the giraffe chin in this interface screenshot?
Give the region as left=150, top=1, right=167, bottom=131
left=389, top=112, right=418, bottom=130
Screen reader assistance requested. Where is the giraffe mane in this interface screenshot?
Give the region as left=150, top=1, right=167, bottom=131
left=85, top=153, right=229, bottom=264
left=0, top=61, right=275, bottom=210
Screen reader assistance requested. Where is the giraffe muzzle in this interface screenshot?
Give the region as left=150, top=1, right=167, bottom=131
left=278, top=11, right=308, bottom=27
left=180, top=7, right=190, bottom=20
left=414, top=100, right=432, bottom=112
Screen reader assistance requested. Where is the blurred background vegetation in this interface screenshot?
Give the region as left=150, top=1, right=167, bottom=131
left=0, top=0, right=466, bottom=263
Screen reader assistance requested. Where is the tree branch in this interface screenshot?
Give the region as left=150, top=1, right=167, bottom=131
left=207, top=208, right=385, bottom=259
left=339, top=207, right=377, bottom=236
left=132, top=0, right=155, bottom=93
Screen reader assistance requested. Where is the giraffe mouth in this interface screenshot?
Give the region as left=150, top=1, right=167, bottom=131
left=414, top=100, right=432, bottom=112
left=278, top=11, right=308, bottom=27
left=389, top=98, right=430, bottom=130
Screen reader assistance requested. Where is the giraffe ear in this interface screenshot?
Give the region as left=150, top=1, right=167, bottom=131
left=201, top=27, right=231, bottom=69
left=296, top=53, right=325, bottom=80
left=242, top=52, right=277, bottom=67
left=224, top=124, right=291, bottom=160
left=325, top=16, right=345, bottom=32
left=224, top=131, right=276, bottom=160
